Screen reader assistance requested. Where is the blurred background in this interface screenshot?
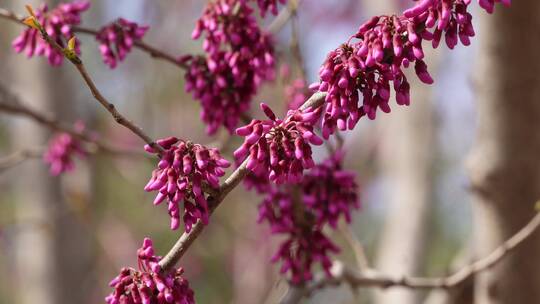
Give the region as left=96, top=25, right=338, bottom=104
left=1, top=0, right=539, bottom=303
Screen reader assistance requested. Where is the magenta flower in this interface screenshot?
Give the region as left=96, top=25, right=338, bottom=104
left=43, top=123, right=87, bottom=176
left=105, top=238, right=195, bottom=304
left=302, top=151, right=360, bottom=228
left=96, top=18, right=149, bottom=68
left=312, top=0, right=506, bottom=138
left=188, top=0, right=275, bottom=134
left=12, top=1, right=90, bottom=66
left=234, top=103, right=323, bottom=184
left=257, top=188, right=340, bottom=284
left=252, top=0, right=287, bottom=17
left=144, top=137, right=231, bottom=232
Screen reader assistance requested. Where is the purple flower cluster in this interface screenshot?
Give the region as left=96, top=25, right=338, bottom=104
left=43, top=124, right=87, bottom=176
left=254, top=152, right=359, bottom=283
left=302, top=151, right=360, bottom=228
left=12, top=1, right=90, bottom=66
left=234, top=103, right=323, bottom=184
left=250, top=0, right=287, bottom=17
left=96, top=18, right=149, bottom=68
left=258, top=189, right=340, bottom=283
left=312, top=0, right=508, bottom=138
left=144, top=137, right=230, bottom=232
left=187, top=0, right=275, bottom=135
left=106, top=238, right=195, bottom=304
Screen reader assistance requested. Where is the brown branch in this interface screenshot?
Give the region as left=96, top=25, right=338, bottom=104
left=0, top=148, right=43, bottom=171
left=20, top=17, right=166, bottom=155
left=280, top=211, right=540, bottom=304
left=0, top=87, right=145, bottom=157
left=267, top=0, right=304, bottom=34
left=0, top=8, right=187, bottom=70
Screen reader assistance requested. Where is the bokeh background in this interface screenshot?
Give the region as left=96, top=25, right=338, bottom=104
left=0, top=0, right=537, bottom=304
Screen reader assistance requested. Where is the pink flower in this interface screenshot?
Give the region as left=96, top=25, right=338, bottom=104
left=188, top=0, right=275, bottom=134
left=234, top=103, right=323, bottom=184
left=43, top=122, right=87, bottom=176
left=144, top=137, right=231, bottom=232
left=12, top=1, right=90, bottom=66
left=255, top=151, right=360, bottom=283
left=302, top=151, right=360, bottom=228
left=105, top=238, right=195, bottom=304
left=96, top=18, right=149, bottom=68
left=252, top=0, right=287, bottom=17
left=257, top=188, right=340, bottom=284
left=313, top=0, right=497, bottom=138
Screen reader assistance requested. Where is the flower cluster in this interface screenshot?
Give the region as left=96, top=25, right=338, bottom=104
left=144, top=137, right=230, bottom=232
left=234, top=103, right=323, bottom=184
left=96, top=18, right=149, bottom=68
left=250, top=0, right=287, bottom=17
left=12, top=1, right=90, bottom=66
left=312, top=0, right=508, bottom=138
left=106, top=238, right=195, bottom=304
left=302, top=151, right=359, bottom=228
left=254, top=151, right=359, bottom=283
left=258, top=188, right=340, bottom=283
left=43, top=123, right=87, bottom=176
left=187, top=0, right=275, bottom=135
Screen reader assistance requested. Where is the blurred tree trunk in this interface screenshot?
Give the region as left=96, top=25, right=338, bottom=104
left=360, top=1, right=437, bottom=304
left=9, top=1, right=94, bottom=303
left=467, top=2, right=540, bottom=304
left=373, top=67, right=436, bottom=304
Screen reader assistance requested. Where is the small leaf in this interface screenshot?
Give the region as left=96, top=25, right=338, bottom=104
left=67, top=37, right=76, bottom=52
left=22, top=16, right=39, bottom=30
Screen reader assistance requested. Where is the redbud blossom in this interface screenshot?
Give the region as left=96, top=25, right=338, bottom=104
left=12, top=1, right=90, bottom=66
left=105, top=238, right=195, bottom=304
left=43, top=122, right=87, bottom=176
left=188, top=0, right=275, bottom=134
left=234, top=103, right=323, bottom=184
left=313, top=0, right=506, bottom=138
left=144, top=137, right=230, bottom=232
left=251, top=0, right=287, bottom=17
left=96, top=18, right=149, bottom=68
left=302, top=151, right=360, bottom=228
left=257, top=189, right=340, bottom=284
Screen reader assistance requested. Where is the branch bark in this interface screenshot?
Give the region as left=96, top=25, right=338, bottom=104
left=280, top=211, right=540, bottom=303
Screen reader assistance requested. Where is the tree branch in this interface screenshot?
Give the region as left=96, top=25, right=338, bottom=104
left=0, top=8, right=187, bottom=70
left=280, top=211, right=540, bottom=303
left=0, top=148, right=43, bottom=171
left=0, top=86, right=145, bottom=157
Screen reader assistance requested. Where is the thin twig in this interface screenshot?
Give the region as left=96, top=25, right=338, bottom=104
left=267, top=0, right=303, bottom=34
left=280, top=211, right=540, bottom=303
left=22, top=17, right=166, bottom=155
left=0, top=148, right=43, bottom=171
left=0, top=8, right=186, bottom=70
left=0, top=87, right=145, bottom=157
